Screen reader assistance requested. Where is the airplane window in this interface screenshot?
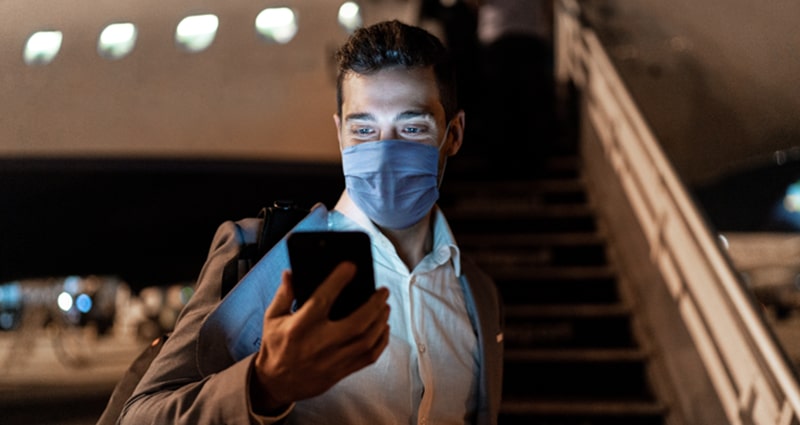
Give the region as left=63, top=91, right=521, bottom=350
left=255, top=7, right=298, bottom=44
left=98, top=22, right=138, bottom=60
left=175, top=14, right=219, bottom=52
left=23, top=30, right=63, bottom=65
left=338, top=2, right=362, bottom=33
left=784, top=180, right=800, bottom=213
left=0, top=282, right=21, bottom=330
left=57, top=291, right=74, bottom=312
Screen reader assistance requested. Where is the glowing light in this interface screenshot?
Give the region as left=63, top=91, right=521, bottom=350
left=175, top=14, right=219, bottom=52
left=0, top=283, right=21, bottom=307
left=24, top=30, right=63, bottom=65
left=64, top=275, right=80, bottom=293
left=98, top=22, right=137, bottom=60
left=338, top=2, right=362, bottom=33
left=0, top=312, right=15, bottom=330
left=75, top=293, right=93, bottom=313
left=58, top=291, right=74, bottom=312
left=180, top=286, right=194, bottom=304
left=784, top=180, right=800, bottom=213
left=255, top=7, right=298, bottom=44
left=775, top=150, right=788, bottom=165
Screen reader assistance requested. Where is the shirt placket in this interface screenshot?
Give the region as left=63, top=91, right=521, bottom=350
left=409, top=272, right=434, bottom=425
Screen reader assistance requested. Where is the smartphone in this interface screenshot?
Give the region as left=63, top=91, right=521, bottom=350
left=287, top=231, right=376, bottom=320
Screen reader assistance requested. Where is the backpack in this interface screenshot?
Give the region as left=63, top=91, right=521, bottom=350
left=96, top=200, right=309, bottom=425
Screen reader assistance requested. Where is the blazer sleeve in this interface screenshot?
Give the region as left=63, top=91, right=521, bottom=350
left=119, top=219, right=288, bottom=425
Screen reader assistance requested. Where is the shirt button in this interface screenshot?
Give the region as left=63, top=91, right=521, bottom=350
left=418, top=343, right=426, bottom=353
left=420, top=417, right=427, bottom=425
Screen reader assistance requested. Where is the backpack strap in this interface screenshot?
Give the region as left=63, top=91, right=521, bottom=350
left=220, top=200, right=310, bottom=298
left=257, top=200, right=311, bottom=259
left=96, top=334, right=169, bottom=425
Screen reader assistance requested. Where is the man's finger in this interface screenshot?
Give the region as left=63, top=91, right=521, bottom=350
left=354, top=287, right=390, bottom=320
left=265, top=270, right=295, bottom=319
left=337, top=288, right=390, bottom=336
left=339, top=295, right=390, bottom=348
left=334, top=321, right=391, bottom=379
left=301, top=261, right=357, bottom=317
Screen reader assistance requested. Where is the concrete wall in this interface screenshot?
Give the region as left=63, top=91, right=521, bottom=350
left=586, top=0, right=800, bottom=186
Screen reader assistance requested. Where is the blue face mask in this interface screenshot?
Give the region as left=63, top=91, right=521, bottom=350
left=342, top=139, right=441, bottom=230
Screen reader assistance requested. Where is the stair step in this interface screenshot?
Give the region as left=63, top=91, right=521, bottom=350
left=447, top=207, right=597, bottom=234
left=505, top=348, right=648, bottom=362
left=447, top=154, right=581, bottom=180
left=465, top=245, right=608, bottom=267
left=447, top=199, right=589, bottom=215
left=460, top=232, right=608, bottom=266
left=504, top=304, right=630, bottom=318
left=485, top=265, right=615, bottom=281
left=503, top=305, right=634, bottom=349
left=458, top=232, right=605, bottom=249
left=501, top=398, right=666, bottom=415
left=504, top=348, right=653, bottom=399
left=493, top=269, right=619, bottom=305
left=500, top=399, right=667, bottom=425
left=445, top=178, right=586, bottom=194
left=441, top=179, right=588, bottom=205
left=546, top=155, right=582, bottom=176
left=446, top=202, right=593, bottom=217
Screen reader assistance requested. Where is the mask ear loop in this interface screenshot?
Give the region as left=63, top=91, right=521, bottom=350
left=437, top=120, right=453, bottom=188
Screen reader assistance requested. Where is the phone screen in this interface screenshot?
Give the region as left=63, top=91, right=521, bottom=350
left=287, top=231, right=376, bottom=320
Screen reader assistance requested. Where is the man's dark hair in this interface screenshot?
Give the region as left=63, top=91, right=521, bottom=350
left=335, top=20, right=458, bottom=121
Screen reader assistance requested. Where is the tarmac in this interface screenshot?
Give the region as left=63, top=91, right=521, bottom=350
left=0, top=329, right=147, bottom=425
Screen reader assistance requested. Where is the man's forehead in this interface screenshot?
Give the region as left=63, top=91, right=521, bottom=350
left=340, top=68, right=444, bottom=118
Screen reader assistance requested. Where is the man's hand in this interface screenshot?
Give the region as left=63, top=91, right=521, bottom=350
left=250, top=262, right=391, bottom=413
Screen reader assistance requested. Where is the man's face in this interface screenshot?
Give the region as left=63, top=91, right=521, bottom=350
left=334, top=66, right=463, bottom=159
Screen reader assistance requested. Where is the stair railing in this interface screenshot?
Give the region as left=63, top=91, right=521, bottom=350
left=555, top=0, right=800, bottom=423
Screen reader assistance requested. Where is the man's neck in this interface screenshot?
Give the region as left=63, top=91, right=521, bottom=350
left=378, top=211, right=434, bottom=270
left=333, top=191, right=436, bottom=270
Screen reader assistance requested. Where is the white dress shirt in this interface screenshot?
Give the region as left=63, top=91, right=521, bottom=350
left=286, top=192, right=479, bottom=424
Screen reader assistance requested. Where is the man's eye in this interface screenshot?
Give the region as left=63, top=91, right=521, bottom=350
left=352, top=127, right=373, bottom=135
left=403, top=126, right=429, bottom=135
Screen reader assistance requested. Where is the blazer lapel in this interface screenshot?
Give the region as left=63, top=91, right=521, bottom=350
left=460, top=257, right=503, bottom=425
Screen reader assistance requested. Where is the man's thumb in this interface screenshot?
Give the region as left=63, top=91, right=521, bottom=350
left=265, top=270, right=294, bottom=319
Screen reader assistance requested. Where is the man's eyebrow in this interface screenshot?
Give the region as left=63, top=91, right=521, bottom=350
left=344, top=111, right=433, bottom=122
left=344, top=112, right=375, bottom=122
left=395, top=110, right=434, bottom=121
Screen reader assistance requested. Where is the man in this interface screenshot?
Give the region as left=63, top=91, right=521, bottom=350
left=120, top=20, right=502, bottom=425
left=477, top=0, right=556, bottom=165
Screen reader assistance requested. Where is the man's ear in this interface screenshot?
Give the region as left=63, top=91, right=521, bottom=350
left=333, top=114, right=343, bottom=149
left=446, top=110, right=466, bottom=156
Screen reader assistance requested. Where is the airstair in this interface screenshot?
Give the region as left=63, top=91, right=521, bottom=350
left=441, top=153, right=668, bottom=424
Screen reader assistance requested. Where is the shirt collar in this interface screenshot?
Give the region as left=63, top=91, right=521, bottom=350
left=430, top=202, right=462, bottom=277
left=331, top=190, right=461, bottom=277
left=332, top=190, right=376, bottom=233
